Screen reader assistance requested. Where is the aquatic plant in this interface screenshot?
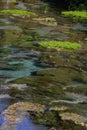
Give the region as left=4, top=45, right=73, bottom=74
left=23, top=35, right=33, bottom=40
left=0, top=10, right=35, bottom=16
left=62, top=11, right=87, bottom=19
left=40, top=41, right=81, bottom=50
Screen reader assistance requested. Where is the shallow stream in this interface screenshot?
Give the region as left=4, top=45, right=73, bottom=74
left=0, top=0, right=87, bottom=130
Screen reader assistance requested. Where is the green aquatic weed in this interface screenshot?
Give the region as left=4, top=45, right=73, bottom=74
left=62, top=11, right=87, bottom=19
left=40, top=41, right=81, bottom=50
left=0, top=9, right=35, bottom=16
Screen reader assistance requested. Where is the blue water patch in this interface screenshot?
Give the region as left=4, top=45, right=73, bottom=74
left=0, top=114, right=48, bottom=130
left=16, top=115, right=48, bottom=130
left=0, top=98, right=10, bottom=113
left=0, top=114, right=4, bottom=126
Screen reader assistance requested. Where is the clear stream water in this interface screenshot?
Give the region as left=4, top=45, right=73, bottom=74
left=0, top=0, right=87, bottom=130
left=0, top=1, right=51, bottom=130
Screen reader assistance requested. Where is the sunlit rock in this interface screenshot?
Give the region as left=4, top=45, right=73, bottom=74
left=33, top=17, right=57, bottom=26
left=2, top=102, right=45, bottom=124
left=60, top=112, right=87, bottom=127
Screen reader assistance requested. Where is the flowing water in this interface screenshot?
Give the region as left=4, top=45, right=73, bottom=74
left=0, top=0, right=87, bottom=129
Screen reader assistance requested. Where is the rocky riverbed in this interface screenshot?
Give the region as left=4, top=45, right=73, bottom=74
left=0, top=0, right=87, bottom=130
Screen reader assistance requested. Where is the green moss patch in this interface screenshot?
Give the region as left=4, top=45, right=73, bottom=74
left=40, top=41, right=81, bottom=50
left=62, top=11, right=87, bottom=19
left=66, top=86, right=87, bottom=95
left=10, top=67, right=87, bottom=104
left=0, top=10, right=35, bottom=16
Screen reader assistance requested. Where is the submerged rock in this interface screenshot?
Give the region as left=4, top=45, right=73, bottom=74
left=0, top=94, right=11, bottom=99
left=33, top=17, right=57, bottom=26
left=60, top=112, right=87, bottom=127
left=1, top=84, right=28, bottom=90
left=0, top=102, right=86, bottom=130
left=50, top=106, right=68, bottom=111
left=2, top=102, right=45, bottom=124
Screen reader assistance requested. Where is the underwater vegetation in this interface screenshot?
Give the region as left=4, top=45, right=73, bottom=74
left=0, top=10, right=35, bottom=16
left=40, top=41, right=81, bottom=50
left=62, top=11, right=87, bottom=19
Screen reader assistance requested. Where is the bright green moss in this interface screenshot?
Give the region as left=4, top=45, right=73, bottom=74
left=0, top=10, right=35, bottom=16
left=40, top=41, right=81, bottom=50
left=62, top=11, right=87, bottom=19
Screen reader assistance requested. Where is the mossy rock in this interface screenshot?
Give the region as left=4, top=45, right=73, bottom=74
left=11, top=67, right=87, bottom=88
left=8, top=87, right=23, bottom=97
left=35, top=68, right=87, bottom=84
left=30, top=110, right=85, bottom=130
left=10, top=67, right=87, bottom=104
left=30, top=110, right=61, bottom=126
left=37, top=51, right=83, bottom=68
left=10, top=74, right=65, bottom=103
left=66, top=86, right=87, bottom=95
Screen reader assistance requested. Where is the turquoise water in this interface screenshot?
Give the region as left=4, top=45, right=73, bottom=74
left=0, top=45, right=43, bottom=83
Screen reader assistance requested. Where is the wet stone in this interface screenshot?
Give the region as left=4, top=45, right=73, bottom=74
left=2, top=102, right=45, bottom=124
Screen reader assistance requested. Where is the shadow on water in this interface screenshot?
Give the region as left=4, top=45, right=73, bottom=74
left=41, top=0, right=68, bottom=10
